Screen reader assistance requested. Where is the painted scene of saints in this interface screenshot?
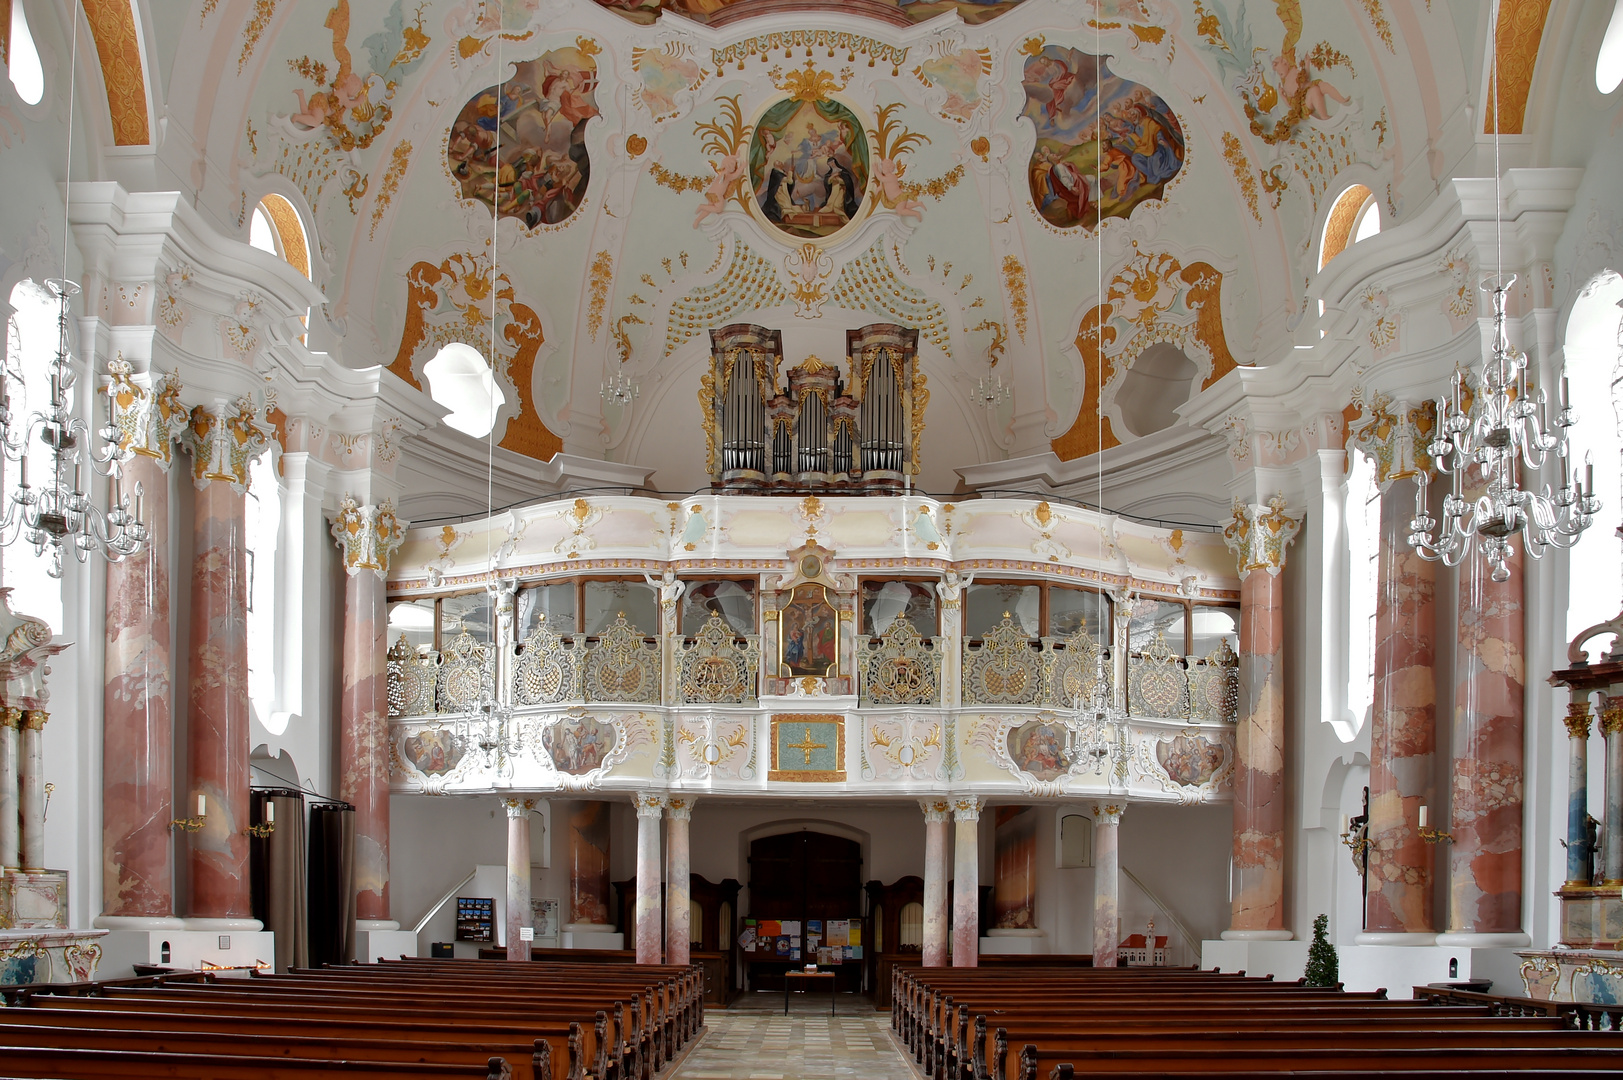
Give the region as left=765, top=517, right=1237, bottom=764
left=779, top=583, right=839, bottom=677
left=447, top=45, right=599, bottom=228
left=1019, top=44, right=1184, bottom=230
left=748, top=97, right=870, bottom=240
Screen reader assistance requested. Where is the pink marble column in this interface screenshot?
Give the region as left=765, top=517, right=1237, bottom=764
left=1362, top=477, right=1438, bottom=942
left=18, top=710, right=45, bottom=870
left=920, top=799, right=950, bottom=967
left=0, top=708, right=17, bottom=868
left=330, top=495, right=405, bottom=929
left=951, top=796, right=981, bottom=967
left=185, top=477, right=255, bottom=926
left=1437, top=539, right=1527, bottom=946
left=1092, top=804, right=1123, bottom=967
left=1221, top=497, right=1300, bottom=939
left=100, top=451, right=181, bottom=925
left=505, top=798, right=535, bottom=962
left=665, top=797, right=693, bottom=966
left=180, top=399, right=269, bottom=927
left=634, top=792, right=666, bottom=964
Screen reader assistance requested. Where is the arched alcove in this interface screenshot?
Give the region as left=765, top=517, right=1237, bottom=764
left=1114, top=343, right=1197, bottom=438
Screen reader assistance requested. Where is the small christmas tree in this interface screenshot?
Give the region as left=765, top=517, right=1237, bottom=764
left=1302, top=913, right=1339, bottom=988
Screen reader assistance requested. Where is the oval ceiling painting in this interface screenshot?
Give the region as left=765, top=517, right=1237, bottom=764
left=447, top=45, right=600, bottom=228
left=748, top=97, right=871, bottom=242
left=1020, top=44, right=1185, bottom=230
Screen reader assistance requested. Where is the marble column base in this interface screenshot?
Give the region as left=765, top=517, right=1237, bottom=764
left=1556, top=884, right=1623, bottom=949
left=92, top=915, right=187, bottom=931
left=97, top=928, right=275, bottom=978
left=1220, top=928, right=1293, bottom=941
left=182, top=916, right=264, bottom=932
left=1434, top=931, right=1532, bottom=948
left=356, top=918, right=401, bottom=932
left=564, top=922, right=616, bottom=934
left=354, top=928, right=418, bottom=963
left=1354, top=931, right=1439, bottom=946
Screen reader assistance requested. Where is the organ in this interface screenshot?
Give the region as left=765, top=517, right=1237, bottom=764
left=701, top=322, right=926, bottom=495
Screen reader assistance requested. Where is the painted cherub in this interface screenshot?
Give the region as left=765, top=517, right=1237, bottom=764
left=693, top=153, right=742, bottom=228
left=1272, top=49, right=1348, bottom=121
left=872, top=157, right=924, bottom=222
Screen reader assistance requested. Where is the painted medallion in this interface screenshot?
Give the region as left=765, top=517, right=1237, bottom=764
left=748, top=97, right=870, bottom=241
left=1019, top=45, right=1184, bottom=230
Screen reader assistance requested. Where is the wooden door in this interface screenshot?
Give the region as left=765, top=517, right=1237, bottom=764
left=747, top=831, right=862, bottom=991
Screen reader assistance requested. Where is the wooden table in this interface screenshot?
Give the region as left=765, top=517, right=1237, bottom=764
left=784, top=970, right=837, bottom=1015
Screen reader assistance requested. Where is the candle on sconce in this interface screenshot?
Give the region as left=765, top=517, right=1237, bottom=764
left=1418, top=804, right=1428, bottom=828
left=266, top=801, right=275, bottom=824
left=1561, top=375, right=1571, bottom=410
left=1340, top=814, right=1349, bottom=836
left=197, top=793, right=206, bottom=818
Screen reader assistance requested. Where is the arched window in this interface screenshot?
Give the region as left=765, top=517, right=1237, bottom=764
left=7, top=1, right=44, bottom=106
left=246, top=448, right=282, bottom=734
left=897, top=901, right=924, bottom=949
left=248, top=195, right=311, bottom=280
left=1564, top=273, right=1623, bottom=646
left=2, top=280, right=63, bottom=629
left=1600, top=0, right=1623, bottom=94
left=1344, top=448, right=1380, bottom=737
left=1320, top=184, right=1379, bottom=270
left=423, top=342, right=506, bottom=439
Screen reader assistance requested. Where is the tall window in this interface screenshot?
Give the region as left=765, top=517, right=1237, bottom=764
left=245, top=449, right=281, bottom=733
left=1565, top=272, right=1623, bottom=646
left=1345, top=449, right=1380, bottom=735
left=1, top=280, right=63, bottom=630
left=7, top=1, right=44, bottom=105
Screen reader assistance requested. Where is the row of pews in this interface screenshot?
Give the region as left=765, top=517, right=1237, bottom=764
left=0, top=957, right=703, bottom=1080
left=895, top=964, right=1623, bottom=1079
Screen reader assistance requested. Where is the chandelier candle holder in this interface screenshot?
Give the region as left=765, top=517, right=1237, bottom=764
left=970, top=364, right=1009, bottom=409
left=0, top=279, right=146, bottom=577
left=601, top=366, right=639, bottom=408
left=1070, top=649, right=1124, bottom=775
left=1407, top=277, right=1599, bottom=582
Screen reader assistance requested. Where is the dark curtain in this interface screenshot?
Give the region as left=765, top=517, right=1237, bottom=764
left=249, top=788, right=308, bottom=971
left=307, top=802, right=356, bottom=967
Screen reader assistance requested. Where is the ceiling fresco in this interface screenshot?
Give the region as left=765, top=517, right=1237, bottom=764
left=163, top=0, right=1471, bottom=495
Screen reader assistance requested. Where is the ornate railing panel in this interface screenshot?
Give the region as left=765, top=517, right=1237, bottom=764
left=1044, top=630, right=1110, bottom=708
left=436, top=631, right=495, bottom=715
left=860, top=620, right=942, bottom=706
left=963, top=617, right=1043, bottom=706
left=387, top=634, right=438, bottom=718
left=580, top=614, right=661, bottom=703
left=678, top=614, right=761, bottom=704
left=512, top=624, right=580, bottom=706
left=1127, top=631, right=1190, bottom=720
left=1187, top=639, right=1240, bottom=724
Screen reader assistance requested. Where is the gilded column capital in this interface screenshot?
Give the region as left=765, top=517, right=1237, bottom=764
left=502, top=797, right=537, bottom=818
left=0, top=707, right=21, bottom=729
left=182, top=397, right=271, bottom=493
left=666, top=796, right=695, bottom=821
left=106, top=359, right=185, bottom=472
left=634, top=791, right=668, bottom=818
left=952, top=795, right=983, bottom=822
left=920, top=798, right=951, bottom=824
left=1600, top=700, right=1623, bottom=737
left=20, top=710, right=47, bottom=731
left=1564, top=700, right=1595, bottom=740
left=1350, top=395, right=1436, bottom=485
left=1092, top=802, right=1125, bottom=826
left=330, top=494, right=408, bottom=578
left=1222, top=494, right=1303, bottom=576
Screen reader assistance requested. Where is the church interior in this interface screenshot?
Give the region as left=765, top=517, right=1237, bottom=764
left=5, top=0, right=1623, bottom=1074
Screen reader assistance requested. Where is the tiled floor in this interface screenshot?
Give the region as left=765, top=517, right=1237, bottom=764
left=675, top=995, right=917, bottom=1079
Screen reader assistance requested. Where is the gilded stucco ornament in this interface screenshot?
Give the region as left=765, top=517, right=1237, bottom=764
left=329, top=495, right=407, bottom=577
left=182, top=398, right=271, bottom=494
left=1222, top=495, right=1303, bottom=575
left=106, top=360, right=184, bottom=471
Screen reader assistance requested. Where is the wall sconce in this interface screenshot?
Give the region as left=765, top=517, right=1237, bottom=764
left=171, top=793, right=207, bottom=833
left=1417, top=803, right=1453, bottom=845
left=245, top=800, right=276, bottom=840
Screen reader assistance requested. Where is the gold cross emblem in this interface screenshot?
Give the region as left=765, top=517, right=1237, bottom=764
left=787, top=726, right=827, bottom=766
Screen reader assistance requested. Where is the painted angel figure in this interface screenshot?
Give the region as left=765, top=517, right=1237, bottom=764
left=645, top=569, right=686, bottom=612
left=693, top=153, right=743, bottom=227
left=873, top=157, right=924, bottom=221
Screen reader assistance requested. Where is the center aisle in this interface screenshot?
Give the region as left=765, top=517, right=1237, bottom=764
left=675, top=995, right=917, bottom=1080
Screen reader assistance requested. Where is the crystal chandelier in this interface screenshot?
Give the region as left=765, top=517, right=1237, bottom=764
left=1407, top=281, right=1599, bottom=581
left=1069, top=648, right=1125, bottom=775
left=601, top=366, right=639, bottom=407
left=0, top=279, right=145, bottom=577
left=970, top=365, right=1009, bottom=409
left=1406, top=0, right=1600, bottom=583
